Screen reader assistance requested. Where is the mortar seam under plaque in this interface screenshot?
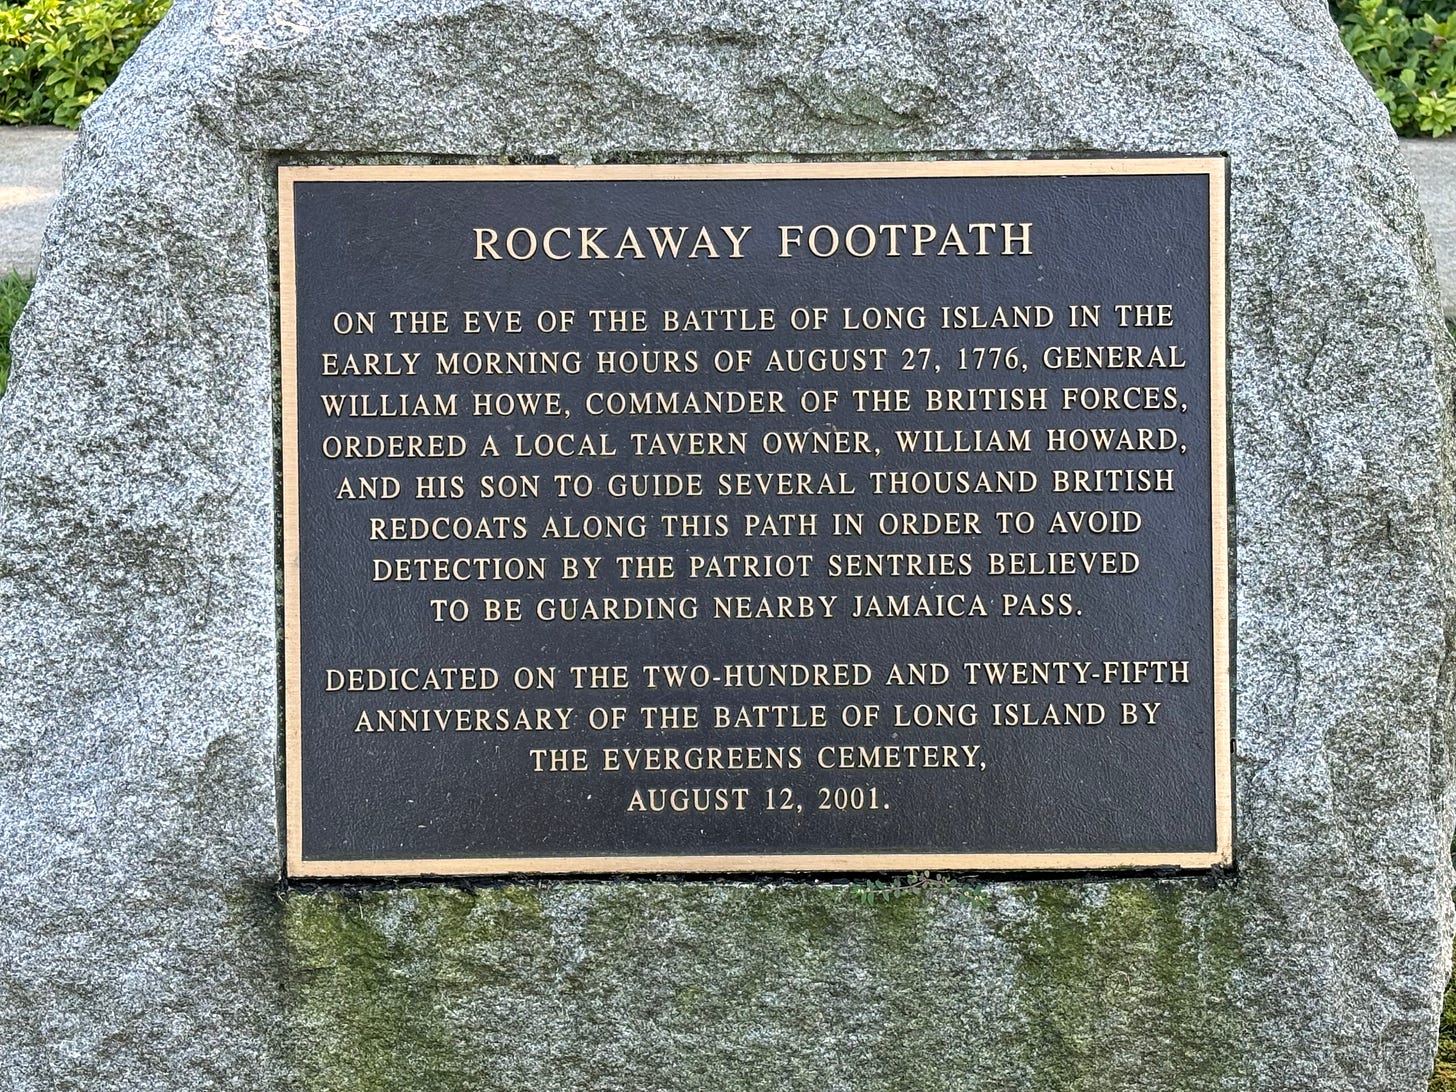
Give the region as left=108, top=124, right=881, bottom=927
left=278, top=157, right=1232, bottom=878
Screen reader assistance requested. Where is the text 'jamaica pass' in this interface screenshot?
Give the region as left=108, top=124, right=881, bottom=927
left=278, top=158, right=1232, bottom=877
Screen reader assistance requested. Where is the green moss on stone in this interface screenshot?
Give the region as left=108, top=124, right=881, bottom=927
left=285, top=886, right=547, bottom=1092
left=996, top=881, right=1247, bottom=1091
left=282, top=879, right=1246, bottom=1091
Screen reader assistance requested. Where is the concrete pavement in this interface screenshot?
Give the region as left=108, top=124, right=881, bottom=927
left=1402, top=138, right=1456, bottom=318
left=0, top=127, right=1454, bottom=314
left=0, top=126, right=73, bottom=277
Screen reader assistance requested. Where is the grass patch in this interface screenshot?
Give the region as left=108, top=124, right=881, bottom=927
left=0, top=270, right=32, bottom=397
left=1435, top=934, right=1456, bottom=1091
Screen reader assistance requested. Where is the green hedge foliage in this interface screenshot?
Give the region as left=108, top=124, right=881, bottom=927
left=1333, top=0, right=1456, bottom=136
left=0, top=0, right=169, bottom=128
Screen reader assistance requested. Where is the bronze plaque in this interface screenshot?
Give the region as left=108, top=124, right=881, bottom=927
left=279, top=159, right=1231, bottom=877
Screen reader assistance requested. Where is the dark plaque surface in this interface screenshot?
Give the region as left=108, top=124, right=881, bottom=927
left=279, top=160, right=1231, bottom=877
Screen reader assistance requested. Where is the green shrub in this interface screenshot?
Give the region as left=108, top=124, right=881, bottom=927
left=0, top=270, right=32, bottom=398
left=1332, top=0, right=1456, bottom=136
left=0, top=0, right=169, bottom=128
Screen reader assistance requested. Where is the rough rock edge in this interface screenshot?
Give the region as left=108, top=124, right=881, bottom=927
left=0, top=0, right=1451, bottom=1088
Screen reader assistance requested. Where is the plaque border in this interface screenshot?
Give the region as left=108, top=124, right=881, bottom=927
left=278, top=157, right=1232, bottom=878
